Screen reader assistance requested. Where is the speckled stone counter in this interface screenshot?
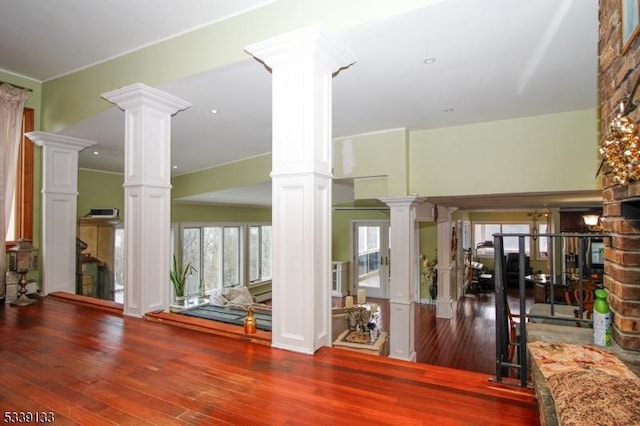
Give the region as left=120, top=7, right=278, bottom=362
left=526, top=323, right=640, bottom=425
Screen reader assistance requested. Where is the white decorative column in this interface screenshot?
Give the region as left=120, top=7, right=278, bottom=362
left=436, top=207, right=456, bottom=319
left=246, top=26, right=355, bottom=354
left=26, top=132, right=96, bottom=295
left=102, top=84, right=191, bottom=317
left=379, top=196, right=423, bottom=361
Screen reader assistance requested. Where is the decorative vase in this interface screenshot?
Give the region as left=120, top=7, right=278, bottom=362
left=429, top=280, right=438, bottom=300
left=244, top=307, right=257, bottom=334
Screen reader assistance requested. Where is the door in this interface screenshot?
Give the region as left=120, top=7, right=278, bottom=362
left=353, top=221, right=390, bottom=299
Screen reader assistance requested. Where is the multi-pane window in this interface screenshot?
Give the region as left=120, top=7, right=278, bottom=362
left=474, top=223, right=531, bottom=256
left=180, top=223, right=272, bottom=295
left=537, top=223, right=549, bottom=260
left=249, top=225, right=272, bottom=283
left=357, top=225, right=380, bottom=277
left=182, top=225, right=242, bottom=295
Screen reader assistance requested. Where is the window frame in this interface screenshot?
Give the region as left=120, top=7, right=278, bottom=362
left=248, top=223, right=272, bottom=284
left=5, top=108, right=34, bottom=250
left=178, top=222, right=274, bottom=295
left=473, top=222, right=532, bottom=257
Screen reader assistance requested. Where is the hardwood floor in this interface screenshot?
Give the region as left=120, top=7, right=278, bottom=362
left=0, top=296, right=539, bottom=424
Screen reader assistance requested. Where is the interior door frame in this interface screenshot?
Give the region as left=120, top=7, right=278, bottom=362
left=351, top=220, right=390, bottom=299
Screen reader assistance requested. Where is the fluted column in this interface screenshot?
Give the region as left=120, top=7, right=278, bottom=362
left=26, top=132, right=96, bottom=295
left=102, top=83, right=191, bottom=317
left=246, top=26, right=355, bottom=354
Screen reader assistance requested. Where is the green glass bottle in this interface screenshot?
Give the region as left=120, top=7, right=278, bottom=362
left=593, top=288, right=611, bottom=347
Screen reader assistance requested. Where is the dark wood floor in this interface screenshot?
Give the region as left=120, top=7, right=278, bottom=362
left=0, top=295, right=539, bottom=424
left=49, top=286, right=531, bottom=377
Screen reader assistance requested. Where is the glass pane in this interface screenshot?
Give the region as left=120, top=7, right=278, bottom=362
left=223, top=227, right=239, bottom=287
left=537, top=223, right=548, bottom=259
left=358, top=226, right=366, bottom=253
left=261, top=226, right=272, bottom=280
left=114, top=228, right=125, bottom=303
left=249, top=226, right=259, bottom=282
left=502, top=224, right=530, bottom=255
left=367, top=226, right=379, bottom=251
left=182, top=228, right=201, bottom=297
left=203, top=227, right=221, bottom=292
left=358, top=253, right=367, bottom=275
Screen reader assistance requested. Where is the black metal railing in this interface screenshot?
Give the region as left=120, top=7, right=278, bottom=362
left=492, top=232, right=608, bottom=387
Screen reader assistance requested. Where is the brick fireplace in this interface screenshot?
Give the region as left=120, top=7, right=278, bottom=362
left=599, top=0, right=640, bottom=350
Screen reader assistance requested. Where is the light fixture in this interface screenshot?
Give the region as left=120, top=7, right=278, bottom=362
left=528, top=210, right=544, bottom=241
left=423, top=57, right=436, bottom=64
left=92, top=151, right=99, bottom=155
left=7, top=238, right=39, bottom=306
left=583, top=214, right=600, bottom=226
left=210, top=109, right=219, bottom=114
left=444, top=108, right=454, bottom=113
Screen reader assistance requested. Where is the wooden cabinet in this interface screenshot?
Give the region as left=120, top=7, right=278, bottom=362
left=560, top=211, right=586, bottom=233
left=77, top=218, right=119, bottom=300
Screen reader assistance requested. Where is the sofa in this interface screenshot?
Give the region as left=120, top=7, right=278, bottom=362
left=505, top=253, right=533, bottom=287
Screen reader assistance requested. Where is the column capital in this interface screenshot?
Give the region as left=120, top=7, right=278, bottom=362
left=245, top=24, right=356, bottom=75
left=102, top=83, right=192, bottom=115
left=379, top=195, right=425, bottom=209
left=26, top=131, right=96, bottom=151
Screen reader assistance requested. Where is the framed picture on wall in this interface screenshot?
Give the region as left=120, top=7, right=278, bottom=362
left=622, top=0, right=640, bottom=52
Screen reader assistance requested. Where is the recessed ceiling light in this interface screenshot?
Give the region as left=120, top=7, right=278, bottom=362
left=210, top=109, right=219, bottom=114
left=172, top=165, right=178, bottom=169
left=423, top=57, right=436, bottom=64
left=93, top=151, right=99, bottom=155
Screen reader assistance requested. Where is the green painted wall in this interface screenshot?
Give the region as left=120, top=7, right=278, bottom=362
left=409, top=109, right=600, bottom=197
left=331, top=209, right=390, bottom=262
left=334, top=128, right=409, bottom=198
left=77, top=169, right=271, bottom=223
left=40, top=0, right=444, bottom=132
left=418, top=221, right=438, bottom=300
left=78, top=170, right=125, bottom=218
left=172, top=154, right=271, bottom=199
left=171, top=203, right=270, bottom=223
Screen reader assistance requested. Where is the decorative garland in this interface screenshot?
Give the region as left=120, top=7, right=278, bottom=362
left=599, top=106, right=640, bottom=185
left=599, top=72, right=640, bottom=185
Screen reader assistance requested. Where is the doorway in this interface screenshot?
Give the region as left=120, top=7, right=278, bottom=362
left=353, top=221, right=390, bottom=299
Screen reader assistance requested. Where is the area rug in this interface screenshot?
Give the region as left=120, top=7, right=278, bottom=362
left=179, top=304, right=272, bottom=331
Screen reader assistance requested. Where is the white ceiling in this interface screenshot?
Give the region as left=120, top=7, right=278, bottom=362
left=0, top=0, right=602, bottom=210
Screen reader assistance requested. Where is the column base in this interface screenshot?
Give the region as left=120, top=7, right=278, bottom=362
left=436, top=299, right=456, bottom=319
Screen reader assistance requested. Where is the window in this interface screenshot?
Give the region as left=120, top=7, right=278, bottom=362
left=536, top=223, right=549, bottom=260
left=474, top=223, right=531, bottom=256
left=180, top=224, right=254, bottom=296
left=357, top=225, right=380, bottom=277
left=249, top=225, right=271, bottom=283
left=5, top=108, right=34, bottom=249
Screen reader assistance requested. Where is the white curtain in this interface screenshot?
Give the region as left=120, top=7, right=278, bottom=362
left=0, top=83, right=30, bottom=274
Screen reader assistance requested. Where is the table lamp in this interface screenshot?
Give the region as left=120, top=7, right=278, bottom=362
left=8, top=238, right=38, bottom=306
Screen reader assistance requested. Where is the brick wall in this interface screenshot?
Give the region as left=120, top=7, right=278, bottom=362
left=600, top=0, right=640, bottom=350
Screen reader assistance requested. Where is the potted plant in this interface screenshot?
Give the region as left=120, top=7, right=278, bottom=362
left=170, top=254, right=195, bottom=304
